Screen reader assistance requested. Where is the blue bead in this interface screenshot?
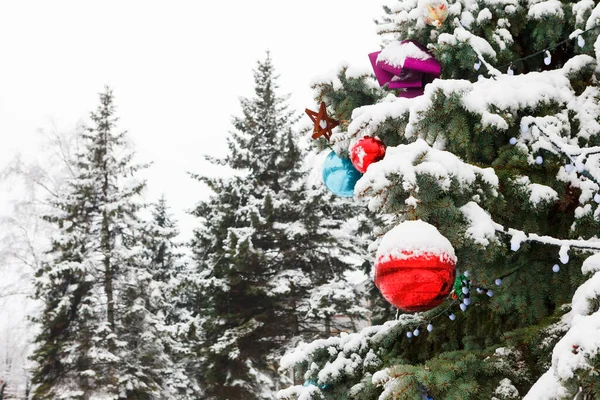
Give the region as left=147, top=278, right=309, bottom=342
left=322, top=151, right=362, bottom=197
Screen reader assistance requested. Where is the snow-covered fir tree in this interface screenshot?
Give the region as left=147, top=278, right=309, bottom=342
left=185, top=54, right=370, bottom=399
left=142, top=195, right=200, bottom=398
left=279, top=1, right=600, bottom=399
left=144, top=195, right=185, bottom=285
left=30, top=87, right=192, bottom=399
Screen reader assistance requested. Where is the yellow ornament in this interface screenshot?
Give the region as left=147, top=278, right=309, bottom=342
left=424, top=0, right=449, bottom=28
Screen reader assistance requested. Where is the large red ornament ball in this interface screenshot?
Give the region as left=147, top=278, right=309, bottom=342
left=349, top=136, right=386, bottom=174
left=374, top=220, right=456, bottom=312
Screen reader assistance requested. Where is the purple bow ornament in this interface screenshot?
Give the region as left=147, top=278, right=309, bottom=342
left=369, top=40, right=441, bottom=98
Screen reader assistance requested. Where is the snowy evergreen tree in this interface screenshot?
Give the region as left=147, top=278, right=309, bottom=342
left=144, top=195, right=184, bottom=285
left=30, top=87, right=190, bottom=399
left=142, top=195, right=200, bottom=398
left=186, top=54, right=369, bottom=399
left=279, top=1, right=600, bottom=399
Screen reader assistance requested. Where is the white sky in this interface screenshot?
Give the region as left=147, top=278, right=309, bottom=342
left=0, top=0, right=384, bottom=239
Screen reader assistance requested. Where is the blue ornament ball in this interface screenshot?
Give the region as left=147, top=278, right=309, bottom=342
left=322, top=150, right=362, bottom=197
left=303, top=379, right=330, bottom=390
left=303, top=379, right=317, bottom=387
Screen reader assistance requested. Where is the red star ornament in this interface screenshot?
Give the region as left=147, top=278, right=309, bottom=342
left=305, top=102, right=339, bottom=141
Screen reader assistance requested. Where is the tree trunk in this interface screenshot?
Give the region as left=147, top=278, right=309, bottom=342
left=102, top=213, right=115, bottom=336
left=291, top=298, right=300, bottom=336
left=100, top=128, right=117, bottom=391
left=101, top=131, right=115, bottom=334
left=25, top=378, right=30, bottom=400
left=104, top=240, right=114, bottom=331
left=102, top=171, right=114, bottom=333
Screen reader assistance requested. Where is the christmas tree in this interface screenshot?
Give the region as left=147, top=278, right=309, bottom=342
left=185, top=54, right=370, bottom=399
left=279, top=1, right=600, bottom=399
left=30, top=88, right=190, bottom=399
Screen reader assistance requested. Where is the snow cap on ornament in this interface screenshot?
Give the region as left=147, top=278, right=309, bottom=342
left=368, top=40, right=441, bottom=98
left=374, top=220, right=456, bottom=312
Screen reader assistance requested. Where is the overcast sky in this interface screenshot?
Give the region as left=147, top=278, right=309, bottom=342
left=0, top=0, right=384, bottom=239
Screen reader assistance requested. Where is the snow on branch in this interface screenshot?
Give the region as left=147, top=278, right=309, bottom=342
left=355, top=139, right=498, bottom=211
left=210, top=318, right=264, bottom=360
left=460, top=200, right=600, bottom=254
left=277, top=383, right=323, bottom=400
left=277, top=315, right=422, bottom=398
left=438, top=26, right=499, bottom=74
left=525, top=253, right=600, bottom=398
left=347, top=55, right=593, bottom=143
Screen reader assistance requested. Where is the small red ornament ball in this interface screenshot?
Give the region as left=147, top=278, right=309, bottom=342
left=374, top=220, right=456, bottom=312
left=349, top=136, right=386, bottom=173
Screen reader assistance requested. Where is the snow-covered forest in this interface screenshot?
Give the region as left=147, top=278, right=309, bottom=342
left=4, top=0, right=600, bottom=399
left=0, top=62, right=376, bottom=398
